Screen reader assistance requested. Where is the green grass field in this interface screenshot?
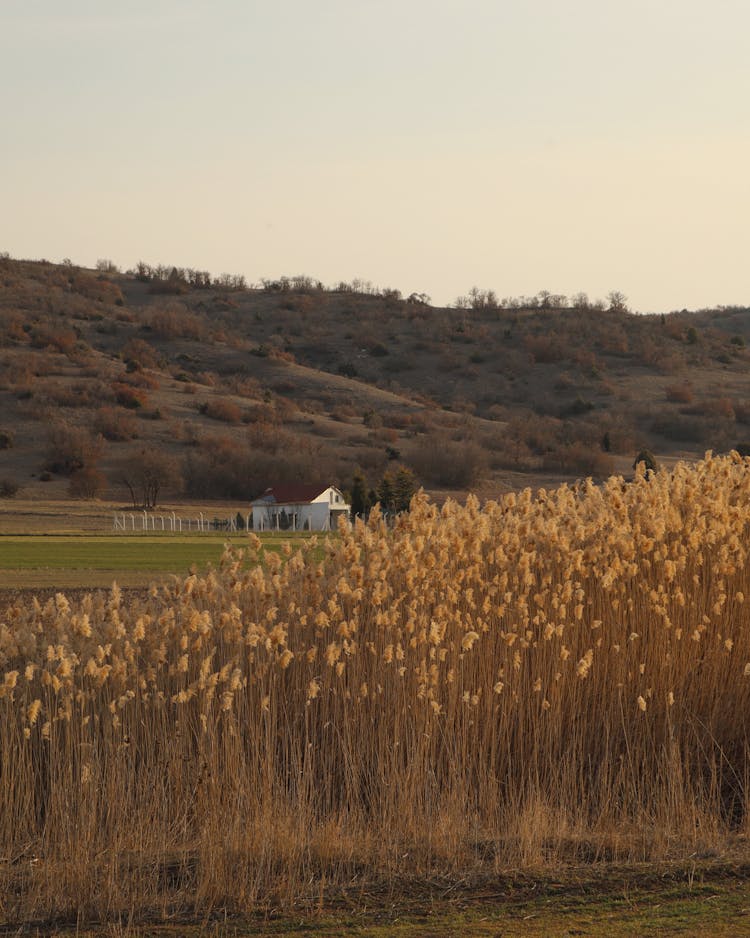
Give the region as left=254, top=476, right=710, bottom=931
left=0, top=533, right=318, bottom=590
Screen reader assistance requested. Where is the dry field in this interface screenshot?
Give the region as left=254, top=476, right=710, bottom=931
left=2, top=454, right=750, bottom=930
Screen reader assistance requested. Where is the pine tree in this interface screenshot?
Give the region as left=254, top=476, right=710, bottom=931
left=393, top=466, right=417, bottom=513
left=350, top=470, right=369, bottom=520
left=377, top=472, right=396, bottom=515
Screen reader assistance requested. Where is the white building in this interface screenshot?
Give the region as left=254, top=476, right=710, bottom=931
left=251, top=484, right=349, bottom=532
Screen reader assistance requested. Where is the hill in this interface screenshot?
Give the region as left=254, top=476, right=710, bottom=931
left=1, top=254, right=749, bottom=507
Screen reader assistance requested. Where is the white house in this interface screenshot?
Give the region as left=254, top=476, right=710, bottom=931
left=251, top=484, right=349, bottom=532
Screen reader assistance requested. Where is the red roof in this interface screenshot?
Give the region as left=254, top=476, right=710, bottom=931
left=257, top=484, right=330, bottom=505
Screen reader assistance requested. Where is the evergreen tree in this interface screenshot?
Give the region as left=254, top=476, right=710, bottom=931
left=376, top=472, right=396, bottom=515
left=393, top=466, right=418, bottom=513
left=350, top=470, right=369, bottom=520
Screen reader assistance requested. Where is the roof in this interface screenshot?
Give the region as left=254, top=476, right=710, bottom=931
left=253, top=484, right=331, bottom=505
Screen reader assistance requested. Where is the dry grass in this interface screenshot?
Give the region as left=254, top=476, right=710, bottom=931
left=4, top=256, right=750, bottom=507
left=2, top=454, right=750, bottom=924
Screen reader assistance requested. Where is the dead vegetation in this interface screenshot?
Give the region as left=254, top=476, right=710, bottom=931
left=2, top=455, right=750, bottom=922
left=2, top=255, right=750, bottom=505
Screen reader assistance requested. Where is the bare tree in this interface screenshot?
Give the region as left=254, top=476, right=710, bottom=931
left=116, top=449, right=182, bottom=509
left=607, top=290, right=629, bottom=313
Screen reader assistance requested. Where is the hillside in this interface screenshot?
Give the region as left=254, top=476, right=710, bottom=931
left=1, top=254, right=749, bottom=507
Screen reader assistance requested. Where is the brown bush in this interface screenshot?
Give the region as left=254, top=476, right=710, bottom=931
left=29, top=324, right=78, bottom=355
left=69, top=273, right=124, bottom=305
left=200, top=397, right=243, bottom=424
left=44, top=423, right=103, bottom=476
left=244, top=403, right=278, bottom=426
left=0, top=478, right=19, bottom=497
left=0, top=311, right=26, bottom=345
left=113, top=383, right=148, bottom=409
left=68, top=466, right=107, bottom=499
left=246, top=421, right=286, bottom=453
left=665, top=382, right=694, bottom=404
left=651, top=412, right=723, bottom=447
left=406, top=434, right=487, bottom=488
left=39, top=379, right=111, bottom=408
left=541, top=441, right=614, bottom=478
left=182, top=430, right=334, bottom=500
left=146, top=303, right=206, bottom=340
left=94, top=406, right=139, bottom=441
left=680, top=397, right=736, bottom=421
left=121, top=338, right=160, bottom=370
left=524, top=334, right=566, bottom=364
left=120, top=370, right=161, bottom=390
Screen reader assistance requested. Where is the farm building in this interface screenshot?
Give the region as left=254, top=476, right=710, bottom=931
left=251, top=484, right=349, bottom=531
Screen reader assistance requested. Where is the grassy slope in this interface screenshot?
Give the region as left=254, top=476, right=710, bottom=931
left=1, top=256, right=750, bottom=507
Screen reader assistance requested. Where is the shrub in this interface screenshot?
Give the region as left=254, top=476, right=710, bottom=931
left=683, top=397, right=736, bottom=420
left=44, top=423, right=103, bottom=476
left=542, top=442, right=614, bottom=478
left=68, top=467, right=107, bottom=499
left=69, top=272, right=124, bottom=304
left=665, top=383, right=694, bottom=404
left=633, top=449, right=658, bottom=474
left=94, top=406, right=139, bottom=442
left=363, top=409, right=383, bottom=429
left=560, top=396, right=594, bottom=418
left=29, top=325, right=77, bottom=355
left=113, top=383, right=148, bottom=409
left=0, top=478, right=19, bottom=497
left=200, top=398, right=243, bottom=424
left=524, top=334, right=565, bottom=364
left=146, top=303, right=205, bottom=340
left=121, top=338, right=160, bottom=370
left=406, top=435, right=487, bottom=488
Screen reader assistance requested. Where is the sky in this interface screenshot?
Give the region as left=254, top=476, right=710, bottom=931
left=2, top=0, right=749, bottom=312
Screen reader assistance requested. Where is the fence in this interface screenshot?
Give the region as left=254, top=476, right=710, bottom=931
left=112, top=512, right=251, bottom=533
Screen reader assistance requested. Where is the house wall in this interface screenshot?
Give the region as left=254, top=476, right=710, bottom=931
left=252, top=502, right=333, bottom=531
left=250, top=487, right=350, bottom=531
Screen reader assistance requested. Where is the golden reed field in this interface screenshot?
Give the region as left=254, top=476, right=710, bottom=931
left=3, top=453, right=750, bottom=922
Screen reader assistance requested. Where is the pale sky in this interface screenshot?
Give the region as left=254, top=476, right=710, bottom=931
left=2, top=1, right=749, bottom=312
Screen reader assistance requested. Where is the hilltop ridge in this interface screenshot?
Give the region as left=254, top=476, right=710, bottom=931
left=1, top=254, right=749, bottom=505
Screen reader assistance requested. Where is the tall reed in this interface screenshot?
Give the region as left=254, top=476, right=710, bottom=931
left=2, top=452, right=750, bottom=921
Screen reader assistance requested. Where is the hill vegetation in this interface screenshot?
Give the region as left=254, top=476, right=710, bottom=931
left=1, top=253, right=749, bottom=506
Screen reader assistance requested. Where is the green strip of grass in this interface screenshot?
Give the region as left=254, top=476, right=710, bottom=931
left=0, top=533, right=317, bottom=573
